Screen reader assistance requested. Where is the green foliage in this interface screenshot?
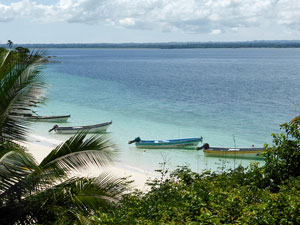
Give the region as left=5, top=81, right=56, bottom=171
left=263, top=116, right=300, bottom=189
left=25, top=175, right=129, bottom=225
left=0, top=47, right=45, bottom=142
left=92, top=118, right=300, bottom=224
left=93, top=166, right=300, bottom=224
left=0, top=133, right=128, bottom=225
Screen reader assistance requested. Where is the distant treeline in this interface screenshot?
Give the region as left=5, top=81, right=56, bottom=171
left=2, top=40, right=300, bottom=49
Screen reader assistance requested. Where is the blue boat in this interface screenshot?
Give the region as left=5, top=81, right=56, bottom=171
left=128, top=137, right=203, bottom=149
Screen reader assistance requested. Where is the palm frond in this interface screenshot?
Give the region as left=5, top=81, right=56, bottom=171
left=0, top=133, right=120, bottom=213
left=0, top=141, right=24, bottom=159
left=0, top=150, right=68, bottom=219
left=0, top=50, right=17, bottom=80
left=40, top=133, right=118, bottom=173
left=0, top=50, right=46, bottom=142
left=0, top=150, right=37, bottom=196
left=24, top=173, right=129, bottom=224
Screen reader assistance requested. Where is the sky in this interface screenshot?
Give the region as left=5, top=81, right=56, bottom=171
left=0, top=0, right=300, bottom=43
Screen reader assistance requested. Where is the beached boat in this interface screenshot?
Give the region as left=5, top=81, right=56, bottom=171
left=197, top=143, right=265, bottom=159
left=25, top=114, right=70, bottom=122
left=128, top=137, right=203, bottom=149
left=48, top=121, right=112, bottom=134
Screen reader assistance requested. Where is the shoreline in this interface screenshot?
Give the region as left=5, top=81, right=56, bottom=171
left=6, top=41, right=300, bottom=49
left=22, top=133, right=157, bottom=191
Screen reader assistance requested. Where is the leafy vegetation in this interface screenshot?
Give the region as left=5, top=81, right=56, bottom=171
left=0, top=46, right=129, bottom=224
left=263, top=116, right=300, bottom=188
left=91, top=118, right=300, bottom=224
left=93, top=168, right=300, bottom=224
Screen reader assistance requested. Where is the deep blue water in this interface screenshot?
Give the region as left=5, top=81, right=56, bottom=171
left=32, top=48, right=300, bottom=172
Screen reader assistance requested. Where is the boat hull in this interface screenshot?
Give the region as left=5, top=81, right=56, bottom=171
left=26, top=115, right=70, bottom=123
left=203, top=147, right=264, bottom=159
left=54, top=122, right=111, bottom=134
left=135, top=138, right=202, bottom=149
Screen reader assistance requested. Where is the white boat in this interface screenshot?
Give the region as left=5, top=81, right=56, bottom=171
left=48, top=121, right=112, bottom=134
left=25, top=114, right=70, bottom=122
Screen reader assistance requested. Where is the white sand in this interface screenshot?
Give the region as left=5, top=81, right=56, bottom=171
left=22, top=134, right=157, bottom=191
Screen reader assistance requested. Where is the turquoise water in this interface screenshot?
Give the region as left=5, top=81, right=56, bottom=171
left=29, top=48, right=300, bottom=173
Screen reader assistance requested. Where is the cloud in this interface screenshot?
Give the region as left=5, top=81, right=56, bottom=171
left=0, top=0, right=299, bottom=34
left=119, top=18, right=136, bottom=27
left=277, top=0, right=300, bottom=29
left=210, top=29, right=222, bottom=35
left=0, top=4, right=13, bottom=22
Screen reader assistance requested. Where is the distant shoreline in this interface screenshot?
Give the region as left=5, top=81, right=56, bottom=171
left=2, top=40, right=300, bottom=49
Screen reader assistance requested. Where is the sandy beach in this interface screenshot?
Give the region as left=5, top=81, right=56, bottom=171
left=22, top=134, right=156, bottom=191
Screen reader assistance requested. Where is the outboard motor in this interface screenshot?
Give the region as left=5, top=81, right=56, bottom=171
left=49, top=125, right=59, bottom=132
left=197, top=143, right=210, bottom=151
left=128, top=137, right=141, bottom=144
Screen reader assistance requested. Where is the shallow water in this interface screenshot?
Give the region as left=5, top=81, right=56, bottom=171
left=29, top=48, right=300, bottom=173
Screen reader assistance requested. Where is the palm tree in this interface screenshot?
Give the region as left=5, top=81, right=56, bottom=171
left=0, top=48, right=128, bottom=224
left=0, top=46, right=45, bottom=142
left=7, top=40, right=13, bottom=49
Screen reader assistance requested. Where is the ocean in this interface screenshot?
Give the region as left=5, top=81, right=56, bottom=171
left=29, top=48, right=300, bottom=173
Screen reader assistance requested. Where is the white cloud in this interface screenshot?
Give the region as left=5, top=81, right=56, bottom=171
left=0, top=4, right=13, bottom=22
left=277, top=0, right=300, bottom=28
left=0, top=0, right=300, bottom=35
left=119, top=18, right=136, bottom=27
left=210, top=29, right=222, bottom=35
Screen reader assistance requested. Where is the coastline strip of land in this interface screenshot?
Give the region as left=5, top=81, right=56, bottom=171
left=3, top=40, right=300, bottom=49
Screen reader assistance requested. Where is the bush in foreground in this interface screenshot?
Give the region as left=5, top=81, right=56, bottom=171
left=92, top=117, right=300, bottom=224
left=91, top=166, right=299, bottom=224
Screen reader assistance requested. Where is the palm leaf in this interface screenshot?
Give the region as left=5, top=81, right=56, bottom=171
left=25, top=173, right=129, bottom=224
left=0, top=133, right=119, bottom=208
left=0, top=150, right=38, bottom=199
left=0, top=50, right=17, bottom=80
left=0, top=141, right=24, bottom=159
left=0, top=133, right=119, bottom=209
left=0, top=49, right=46, bottom=142
left=0, top=150, right=67, bottom=203
left=40, top=132, right=118, bottom=174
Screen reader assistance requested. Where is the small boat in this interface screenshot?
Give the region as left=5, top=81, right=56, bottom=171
left=197, top=143, right=265, bottom=159
left=128, top=137, right=203, bottom=149
left=22, top=110, right=70, bottom=123
left=25, top=114, right=70, bottom=123
left=49, top=121, right=112, bottom=134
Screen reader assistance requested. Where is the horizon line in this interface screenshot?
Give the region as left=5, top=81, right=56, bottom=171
left=1, top=40, right=300, bottom=45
